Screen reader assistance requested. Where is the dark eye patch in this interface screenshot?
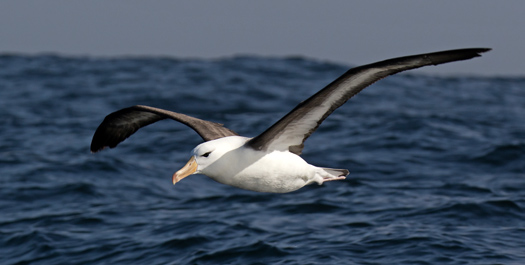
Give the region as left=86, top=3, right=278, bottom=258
left=202, top=151, right=212, bottom=157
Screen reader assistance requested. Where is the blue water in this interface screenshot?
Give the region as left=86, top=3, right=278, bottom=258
left=1, top=54, right=525, bottom=264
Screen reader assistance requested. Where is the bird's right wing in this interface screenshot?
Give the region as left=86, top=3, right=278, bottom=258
left=90, top=105, right=238, bottom=153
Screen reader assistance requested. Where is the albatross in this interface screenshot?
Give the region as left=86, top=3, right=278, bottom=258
left=91, top=48, right=490, bottom=193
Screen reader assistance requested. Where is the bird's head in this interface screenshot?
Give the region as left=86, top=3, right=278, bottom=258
left=172, top=136, right=247, bottom=184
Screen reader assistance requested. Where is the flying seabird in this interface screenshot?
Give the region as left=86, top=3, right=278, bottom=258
left=91, top=48, right=490, bottom=193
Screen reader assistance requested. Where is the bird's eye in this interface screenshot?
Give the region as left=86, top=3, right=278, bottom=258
left=201, top=151, right=212, bottom=157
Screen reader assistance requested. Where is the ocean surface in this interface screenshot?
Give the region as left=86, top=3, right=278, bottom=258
left=1, top=54, right=524, bottom=265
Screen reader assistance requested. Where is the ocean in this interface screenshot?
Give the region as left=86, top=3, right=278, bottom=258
left=1, top=54, right=524, bottom=264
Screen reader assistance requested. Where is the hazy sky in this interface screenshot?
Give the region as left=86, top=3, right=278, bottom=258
left=1, top=1, right=523, bottom=76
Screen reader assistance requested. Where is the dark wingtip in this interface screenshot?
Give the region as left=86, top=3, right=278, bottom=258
left=472, top=48, right=492, bottom=56
left=425, top=47, right=492, bottom=66
left=90, top=123, right=111, bottom=153
left=90, top=137, right=106, bottom=153
left=464, top=48, right=492, bottom=60
left=90, top=137, right=101, bottom=153
left=473, top=47, right=491, bottom=52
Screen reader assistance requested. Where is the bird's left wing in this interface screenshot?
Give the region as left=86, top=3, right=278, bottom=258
left=246, top=48, right=491, bottom=155
left=90, top=105, right=238, bottom=153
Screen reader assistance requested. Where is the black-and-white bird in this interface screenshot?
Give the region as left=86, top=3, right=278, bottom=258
left=91, top=48, right=490, bottom=193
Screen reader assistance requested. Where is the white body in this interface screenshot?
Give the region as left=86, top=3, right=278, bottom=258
left=192, top=136, right=337, bottom=193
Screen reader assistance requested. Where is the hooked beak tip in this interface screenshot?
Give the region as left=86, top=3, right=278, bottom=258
left=172, top=156, right=197, bottom=185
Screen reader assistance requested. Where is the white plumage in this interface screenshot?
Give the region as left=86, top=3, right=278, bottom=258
left=178, top=136, right=345, bottom=193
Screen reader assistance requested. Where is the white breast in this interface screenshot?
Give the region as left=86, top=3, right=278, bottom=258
left=203, top=147, right=317, bottom=193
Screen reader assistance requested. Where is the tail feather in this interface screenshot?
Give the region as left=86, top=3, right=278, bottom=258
left=321, top=167, right=349, bottom=177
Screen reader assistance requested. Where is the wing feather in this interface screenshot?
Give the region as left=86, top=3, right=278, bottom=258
left=90, top=105, right=238, bottom=153
left=246, top=48, right=491, bottom=155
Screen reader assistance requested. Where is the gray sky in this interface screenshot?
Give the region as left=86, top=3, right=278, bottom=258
left=1, top=1, right=523, bottom=76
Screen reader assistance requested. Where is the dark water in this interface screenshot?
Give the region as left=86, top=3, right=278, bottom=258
left=1, top=54, right=525, bottom=264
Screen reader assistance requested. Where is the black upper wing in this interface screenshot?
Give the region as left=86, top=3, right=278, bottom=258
left=90, top=105, right=238, bottom=153
left=246, top=48, right=491, bottom=155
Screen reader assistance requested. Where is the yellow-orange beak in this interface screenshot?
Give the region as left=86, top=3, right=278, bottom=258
left=172, top=156, right=198, bottom=185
